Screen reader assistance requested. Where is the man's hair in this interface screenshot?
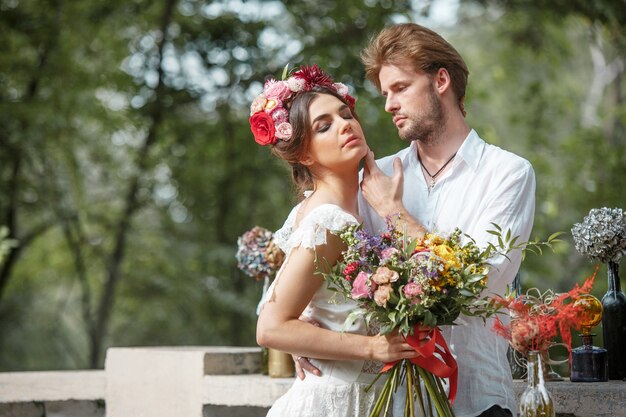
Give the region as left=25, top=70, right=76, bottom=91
left=361, top=23, right=469, bottom=106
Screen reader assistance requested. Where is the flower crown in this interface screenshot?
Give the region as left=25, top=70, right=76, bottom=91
left=249, top=64, right=356, bottom=146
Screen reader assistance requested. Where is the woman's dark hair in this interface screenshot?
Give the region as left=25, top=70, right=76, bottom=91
left=271, top=86, right=359, bottom=197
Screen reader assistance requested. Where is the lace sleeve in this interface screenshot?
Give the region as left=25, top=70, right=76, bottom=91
left=276, top=204, right=358, bottom=253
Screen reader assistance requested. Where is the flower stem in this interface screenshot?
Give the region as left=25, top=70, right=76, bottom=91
left=405, top=363, right=415, bottom=417
left=417, top=367, right=452, bottom=417
left=383, top=364, right=399, bottom=416
left=413, top=368, right=428, bottom=417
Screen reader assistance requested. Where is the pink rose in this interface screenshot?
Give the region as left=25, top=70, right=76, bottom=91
left=371, top=266, right=399, bottom=285
left=249, top=112, right=276, bottom=146
left=275, top=122, right=293, bottom=140
left=380, top=247, right=399, bottom=261
left=374, top=284, right=392, bottom=307
left=351, top=271, right=374, bottom=299
left=264, top=79, right=291, bottom=101
left=403, top=282, right=423, bottom=298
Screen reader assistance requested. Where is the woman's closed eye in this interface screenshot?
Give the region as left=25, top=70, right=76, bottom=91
left=317, top=122, right=331, bottom=133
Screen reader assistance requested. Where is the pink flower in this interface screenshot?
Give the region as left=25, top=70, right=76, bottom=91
left=264, top=98, right=281, bottom=113
left=250, top=95, right=267, bottom=115
left=264, top=79, right=291, bottom=101
left=351, top=271, right=374, bottom=299
left=271, top=108, right=288, bottom=124
left=371, top=266, right=399, bottom=285
left=380, top=247, right=399, bottom=261
left=403, top=282, right=423, bottom=298
left=374, top=284, right=392, bottom=307
left=334, top=82, right=349, bottom=97
left=287, top=77, right=305, bottom=92
left=275, top=122, right=293, bottom=140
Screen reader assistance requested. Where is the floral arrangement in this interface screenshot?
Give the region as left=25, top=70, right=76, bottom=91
left=571, top=207, right=626, bottom=263
left=236, top=226, right=285, bottom=315
left=491, top=270, right=596, bottom=358
left=236, top=226, right=284, bottom=281
left=249, top=64, right=355, bottom=146
left=320, top=218, right=547, bottom=417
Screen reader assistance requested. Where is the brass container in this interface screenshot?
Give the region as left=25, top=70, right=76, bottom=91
left=268, top=348, right=295, bottom=378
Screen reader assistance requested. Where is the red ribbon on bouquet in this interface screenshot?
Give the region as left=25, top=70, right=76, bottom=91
left=380, top=326, right=458, bottom=404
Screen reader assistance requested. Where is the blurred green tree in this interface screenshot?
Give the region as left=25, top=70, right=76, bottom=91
left=0, top=0, right=623, bottom=370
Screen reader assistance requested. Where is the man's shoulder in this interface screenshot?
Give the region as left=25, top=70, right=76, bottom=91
left=482, top=142, right=534, bottom=176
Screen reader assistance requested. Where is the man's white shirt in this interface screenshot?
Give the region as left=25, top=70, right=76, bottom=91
left=359, top=129, right=535, bottom=417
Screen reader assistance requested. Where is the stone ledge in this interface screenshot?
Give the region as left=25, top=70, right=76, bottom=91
left=0, top=371, right=105, bottom=402
left=513, top=379, right=626, bottom=417
left=202, top=374, right=294, bottom=407
left=0, top=347, right=624, bottom=417
left=203, top=373, right=626, bottom=417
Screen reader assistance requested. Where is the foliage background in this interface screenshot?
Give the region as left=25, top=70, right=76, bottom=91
left=0, top=0, right=624, bottom=370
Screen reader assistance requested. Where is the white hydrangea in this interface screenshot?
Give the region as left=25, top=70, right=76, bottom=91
left=571, top=207, right=626, bottom=263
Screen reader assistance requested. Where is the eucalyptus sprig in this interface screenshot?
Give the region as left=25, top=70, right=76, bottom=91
left=479, top=222, right=564, bottom=261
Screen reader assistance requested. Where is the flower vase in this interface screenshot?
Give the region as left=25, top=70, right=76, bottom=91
left=267, top=348, right=294, bottom=378
left=601, top=261, right=626, bottom=380
left=540, top=350, right=563, bottom=382
left=519, top=351, right=555, bottom=417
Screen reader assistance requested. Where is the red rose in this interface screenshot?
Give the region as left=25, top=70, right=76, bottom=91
left=250, top=111, right=276, bottom=146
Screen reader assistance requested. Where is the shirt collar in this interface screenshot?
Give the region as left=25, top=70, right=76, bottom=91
left=454, top=129, right=484, bottom=172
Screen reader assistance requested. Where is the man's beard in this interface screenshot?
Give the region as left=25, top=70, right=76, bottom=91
left=398, top=85, right=446, bottom=145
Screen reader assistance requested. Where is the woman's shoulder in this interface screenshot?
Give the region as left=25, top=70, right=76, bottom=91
left=275, top=203, right=358, bottom=252
left=300, top=203, right=359, bottom=228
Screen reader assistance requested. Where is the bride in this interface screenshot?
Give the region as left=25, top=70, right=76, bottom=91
left=253, top=65, right=420, bottom=416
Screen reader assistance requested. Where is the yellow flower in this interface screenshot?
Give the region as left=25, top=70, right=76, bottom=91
left=424, top=233, right=444, bottom=246
left=264, top=98, right=279, bottom=111
left=432, top=244, right=460, bottom=270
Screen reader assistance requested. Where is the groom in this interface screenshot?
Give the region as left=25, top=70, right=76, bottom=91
left=298, top=23, right=535, bottom=417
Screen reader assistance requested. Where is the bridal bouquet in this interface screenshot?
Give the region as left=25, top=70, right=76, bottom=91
left=320, top=218, right=551, bottom=417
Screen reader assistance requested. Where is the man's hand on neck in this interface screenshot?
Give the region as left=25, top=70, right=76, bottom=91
left=360, top=150, right=427, bottom=241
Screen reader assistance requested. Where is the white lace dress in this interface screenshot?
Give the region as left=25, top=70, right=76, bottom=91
left=262, top=202, right=384, bottom=417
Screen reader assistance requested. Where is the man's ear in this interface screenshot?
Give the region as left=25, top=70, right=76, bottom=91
left=434, top=68, right=451, bottom=94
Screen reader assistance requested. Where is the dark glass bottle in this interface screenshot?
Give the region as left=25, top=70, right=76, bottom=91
left=570, top=333, right=608, bottom=382
left=601, top=261, right=626, bottom=380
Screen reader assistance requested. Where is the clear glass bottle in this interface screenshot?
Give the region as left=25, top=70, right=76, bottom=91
left=519, top=350, right=555, bottom=417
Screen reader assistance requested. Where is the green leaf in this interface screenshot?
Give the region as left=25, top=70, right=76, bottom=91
left=281, top=63, right=290, bottom=80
